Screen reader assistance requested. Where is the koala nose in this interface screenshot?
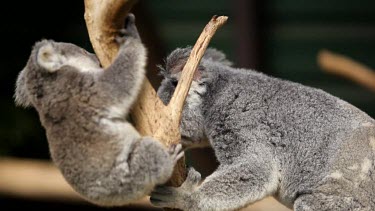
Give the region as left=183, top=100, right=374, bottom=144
left=171, top=79, right=178, bottom=87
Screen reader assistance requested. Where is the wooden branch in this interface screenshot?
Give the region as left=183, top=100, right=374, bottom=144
left=318, top=49, right=375, bottom=93
left=0, top=158, right=80, bottom=201
left=84, top=0, right=137, bottom=68
left=137, top=16, right=228, bottom=189
left=0, top=159, right=291, bottom=210
left=0, top=158, right=158, bottom=209
left=147, top=15, right=229, bottom=146
left=84, top=0, right=227, bottom=201
left=167, top=16, right=228, bottom=127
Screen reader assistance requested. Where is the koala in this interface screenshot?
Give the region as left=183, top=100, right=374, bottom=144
left=151, top=47, right=375, bottom=211
left=14, top=14, right=183, bottom=206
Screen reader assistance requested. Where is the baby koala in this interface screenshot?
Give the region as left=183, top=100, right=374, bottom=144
left=14, top=14, right=183, bottom=206
left=152, top=47, right=375, bottom=210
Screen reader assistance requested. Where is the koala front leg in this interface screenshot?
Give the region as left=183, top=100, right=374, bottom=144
left=98, top=14, right=147, bottom=110
left=151, top=158, right=279, bottom=211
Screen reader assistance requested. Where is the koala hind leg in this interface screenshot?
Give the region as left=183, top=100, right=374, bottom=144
left=126, top=137, right=183, bottom=187
left=294, top=193, right=367, bottom=211
left=85, top=137, right=183, bottom=206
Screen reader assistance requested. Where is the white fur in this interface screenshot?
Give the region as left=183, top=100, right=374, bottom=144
left=37, top=43, right=65, bottom=72
left=187, top=81, right=206, bottom=108
left=328, top=171, right=343, bottom=179
left=65, top=56, right=101, bottom=72
left=362, top=122, right=373, bottom=127
left=37, top=43, right=101, bottom=73
left=360, top=158, right=372, bottom=176
left=348, top=164, right=359, bottom=170
left=352, top=158, right=372, bottom=185
left=369, top=137, right=375, bottom=151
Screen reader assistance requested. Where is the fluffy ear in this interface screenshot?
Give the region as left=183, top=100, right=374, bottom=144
left=162, top=47, right=203, bottom=80
left=14, top=69, right=32, bottom=107
left=203, top=48, right=232, bottom=66
left=36, top=42, right=64, bottom=72
left=165, top=47, right=192, bottom=75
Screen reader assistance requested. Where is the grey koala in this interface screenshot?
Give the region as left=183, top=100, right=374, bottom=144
left=14, top=14, right=183, bottom=206
left=151, top=47, right=375, bottom=210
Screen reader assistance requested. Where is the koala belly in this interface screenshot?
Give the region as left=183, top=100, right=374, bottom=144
left=294, top=124, right=375, bottom=209
left=275, top=123, right=375, bottom=209
left=318, top=125, right=375, bottom=204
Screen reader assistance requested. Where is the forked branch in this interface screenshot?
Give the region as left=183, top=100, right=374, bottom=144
left=84, top=0, right=227, bottom=196
left=84, top=0, right=137, bottom=68
left=167, top=15, right=228, bottom=127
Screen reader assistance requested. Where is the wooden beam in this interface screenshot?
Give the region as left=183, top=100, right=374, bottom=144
left=0, top=158, right=157, bottom=209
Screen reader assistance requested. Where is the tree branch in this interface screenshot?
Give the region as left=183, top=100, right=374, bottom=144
left=167, top=16, right=228, bottom=124
left=0, top=158, right=158, bottom=209
left=84, top=0, right=137, bottom=68
left=318, top=49, right=375, bottom=93
left=84, top=0, right=227, bottom=199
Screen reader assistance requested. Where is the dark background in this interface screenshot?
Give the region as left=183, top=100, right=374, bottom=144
left=1, top=0, right=374, bottom=210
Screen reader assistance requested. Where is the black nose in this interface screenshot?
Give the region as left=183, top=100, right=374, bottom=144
left=171, top=79, right=178, bottom=87
left=125, top=13, right=135, bottom=28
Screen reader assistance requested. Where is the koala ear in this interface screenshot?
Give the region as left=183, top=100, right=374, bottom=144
left=194, top=65, right=204, bottom=81
left=14, top=69, right=32, bottom=107
left=165, top=47, right=192, bottom=74
left=163, top=47, right=204, bottom=81
left=203, top=48, right=232, bottom=66
left=37, top=42, right=64, bottom=72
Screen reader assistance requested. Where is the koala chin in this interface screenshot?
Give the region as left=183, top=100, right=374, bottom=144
left=14, top=14, right=183, bottom=206
left=153, top=47, right=375, bottom=211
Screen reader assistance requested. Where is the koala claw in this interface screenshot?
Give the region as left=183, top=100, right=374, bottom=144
left=182, top=167, right=201, bottom=189
left=116, top=13, right=139, bottom=43
left=150, top=167, right=201, bottom=208
left=125, top=13, right=135, bottom=25
left=150, top=185, right=179, bottom=208
left=168, top=144, right=184, bottom=164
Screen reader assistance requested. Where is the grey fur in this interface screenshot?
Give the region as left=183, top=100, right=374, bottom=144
left=14, top=14, right=183, bottom=206
left=152, top=47, right=375, bottom=210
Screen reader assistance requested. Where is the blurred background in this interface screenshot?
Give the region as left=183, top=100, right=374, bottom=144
left=1, top=0, right=374, bottom=210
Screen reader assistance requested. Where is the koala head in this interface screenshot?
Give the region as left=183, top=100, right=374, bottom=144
left=157, top=47, right=232, bottom=146
left=15, top=40, right=100, bottom=108
left=157, top=47, right=232, bottom=105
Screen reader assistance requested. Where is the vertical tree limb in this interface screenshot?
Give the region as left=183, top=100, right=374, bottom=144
left=166, top=15, right=228, bottom=131
left=132, top=16, right=229, bottom=148
left=84, top=0, right=227, bottom=204
left=84, top=0, right=137, bottom=68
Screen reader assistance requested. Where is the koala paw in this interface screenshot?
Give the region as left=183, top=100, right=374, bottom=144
left=181, top=167, right=201, bottom=190
left=168, top=144, right=184, bottom=164
left=116, top=13, right=140, bottom=44
left=150, top=167, right=201, bottom=209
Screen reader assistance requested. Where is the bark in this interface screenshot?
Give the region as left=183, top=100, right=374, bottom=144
left=84, top=0, right=227, bottom=204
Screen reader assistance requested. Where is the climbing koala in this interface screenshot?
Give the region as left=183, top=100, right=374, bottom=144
left=152, top=47, right=375, bottom=210
left=14, top=14, right=183, bottom=206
